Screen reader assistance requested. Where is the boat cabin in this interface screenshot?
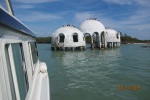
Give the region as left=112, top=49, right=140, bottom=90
left=0, top=1, right=50, bottom=100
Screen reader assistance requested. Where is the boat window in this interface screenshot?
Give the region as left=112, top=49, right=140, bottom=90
left=73, top=33, right=78, bottom=42
left=59, top=33, right=65, bottom=43
left=29, top=42, right=38, bottom=65
left=11, top=43, right=27, bottom=100
left=5, top=44, right=16, bottom=100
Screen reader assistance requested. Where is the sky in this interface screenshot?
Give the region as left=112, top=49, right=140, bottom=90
left=1, top=0, right=150, bottom=40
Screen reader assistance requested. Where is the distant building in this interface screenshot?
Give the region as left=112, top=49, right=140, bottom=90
left=105, top=28, right=121, bottom=47
left=51, top=25, right=86, bottom=50
left=80, top=18, right=107, bottom=49
left=51, top=18, right=121, bottom=51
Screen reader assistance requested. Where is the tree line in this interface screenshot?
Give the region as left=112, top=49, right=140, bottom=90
left=120, top=33, right=150, bottom=43
left=36, top=37, right=51, bottom=44
left=36, top=34, right=149, bottom=44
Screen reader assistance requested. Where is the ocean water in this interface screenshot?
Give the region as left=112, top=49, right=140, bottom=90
left=37, top=44, right=150, bottom=100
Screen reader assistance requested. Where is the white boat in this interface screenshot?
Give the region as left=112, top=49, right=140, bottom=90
left=0, top=0, right=50, bottom=100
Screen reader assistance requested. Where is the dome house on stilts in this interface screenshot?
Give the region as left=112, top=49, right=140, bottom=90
left=51, top=18, right=121, bottom=51
left=80, top=18, right=107, bottom=49
left=51, top=25, right=86, bottom=51
left=105, top=28, right=121, bottom=48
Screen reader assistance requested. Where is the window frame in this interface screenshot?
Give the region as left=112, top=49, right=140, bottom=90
left=2, top=39, right=30, bottom=100
left=4, top=44, right=17, bottom=100
left=28, top=42, right=39, bottom=72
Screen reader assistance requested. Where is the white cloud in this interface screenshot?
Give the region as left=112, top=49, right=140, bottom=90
left=102, top=0, right=150, bottom=6
left=15, top=5, right=34, bottom=9
left=102, top=0, right=133, bottom=5
left=74, top=8, right=150, bottom=39
left=75, top=11, right=117, bottom=27
left=17, top=12, right=62, bottom=22
left=117, top=9, right=150, bottom=28
left=135, top=0, right=150, bottom=6
left=12, top=0, right=149, bottom=39
left=75, top=12, right=95, bottom=23
left=13, top=0, right=59, bottom=3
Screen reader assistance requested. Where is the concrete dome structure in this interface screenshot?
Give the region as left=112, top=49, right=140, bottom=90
left=106, top=28, right=121, bottom=47
left=80, top=18, right=107, bottom=49
left=51, top=25, right=86, bottom=50
left=80, top=18, right=106, bottom=35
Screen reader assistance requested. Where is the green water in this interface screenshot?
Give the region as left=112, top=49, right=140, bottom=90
left=37, top=44, right=150, bottom=100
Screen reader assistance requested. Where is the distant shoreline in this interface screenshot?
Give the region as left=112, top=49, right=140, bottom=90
left=121, top=43, right=149, bottom=44
left=133, top=43, right=149, bottom=44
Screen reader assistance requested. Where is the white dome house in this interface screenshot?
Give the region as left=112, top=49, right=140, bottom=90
left=51, top=25, right=86, bottom=51
left=80, top=18, right=107, bottom=49
left=106, top=28, right=121, bottom=47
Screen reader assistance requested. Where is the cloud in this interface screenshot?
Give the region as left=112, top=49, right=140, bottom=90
left=74, top=8, right=150, bottom=39
left=11, top=0, right=149, bottom=39
left=102, top=0, right=150, bottom=6
left=117, top=9, right=150, bottom=29
left=13, top=0, right=59, bottom=4
left=134, top=0, right=150, bottom=6
left=17, top=12, right=62, bottom=22
left=75, top=12, right=95, bottom=23
left=15, top=5, right=34, bottom=9
left=102, top=0, right=134, bottom=5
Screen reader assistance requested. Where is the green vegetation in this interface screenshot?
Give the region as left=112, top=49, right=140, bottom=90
left=85, top=36, right=91, bottom=43
left=120, top=33, right=150, bottom=44
left=121, top=33, right=141, bottom=43
left=36, top=37, right=51, bottom=44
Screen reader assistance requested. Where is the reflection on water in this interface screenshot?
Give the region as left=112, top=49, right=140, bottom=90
left=38, top=44, right=150, bottom=100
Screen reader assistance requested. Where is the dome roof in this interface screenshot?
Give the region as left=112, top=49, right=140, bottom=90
left=51, top=25, right=86, bottom=47
left=106, top=28, right=120, bottom=42
left=106, top=28, right=119, bottom=35
left=53, top=25, right=83, bottom=37
left=80, top=19, right=106, bottom=35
